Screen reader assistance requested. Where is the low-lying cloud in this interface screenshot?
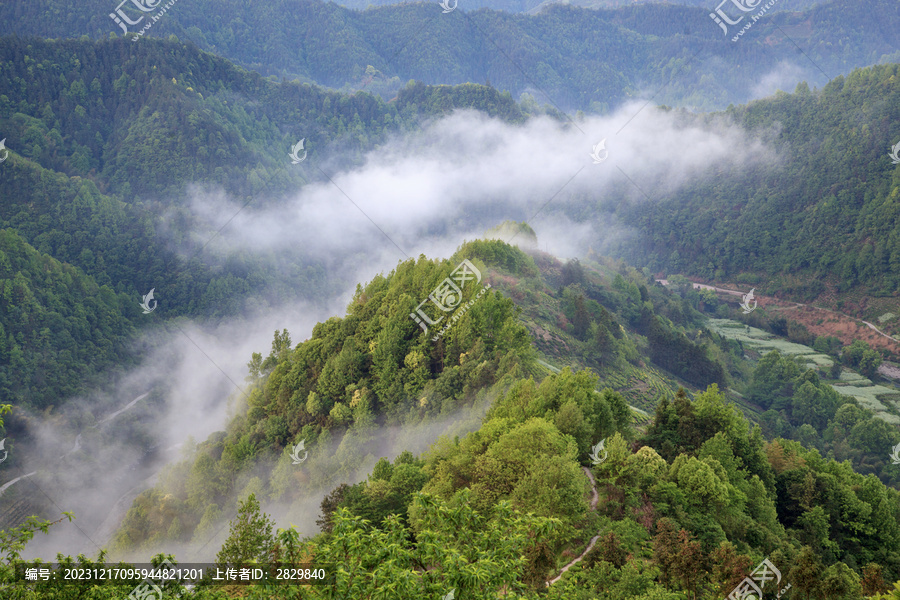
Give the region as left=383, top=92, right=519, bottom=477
left=179, top=102, right=776, bottom=268
left=5, top=101, right=780, bottom=563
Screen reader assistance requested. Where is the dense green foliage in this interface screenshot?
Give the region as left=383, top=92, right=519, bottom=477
left=1, top=241, right=900, bottom=598
left=1, top=17, right=899, bottom=597
left=0, top=35, right=527, bottom=409
left=0, top=229, right=134, bottom=408
left=749, top=349, right=900, bottom=487
left=6, top=380, right=899, bottom=599
left=636, top=305, right=727, bottom=388
left=844, top=340, right=885, bottom=379
left=619, top=63, right=900, bottom=297
left=2, top=0, right=898, bottom=111
left=112, top=244, right=537, bottom=551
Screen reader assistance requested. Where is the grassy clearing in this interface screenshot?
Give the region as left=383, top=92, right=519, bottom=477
left=708, top=318, right=900, bottom=425
left=829, top=385, right=900, bottom=424
left=707, top=318, right=834, bottom=370
left=838, top=370, right=870, bottom=383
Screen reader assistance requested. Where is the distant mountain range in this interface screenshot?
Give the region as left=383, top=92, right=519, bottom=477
left=2, top=0, right=899, bottom=110
left=333, top=0, right=827, bottom=14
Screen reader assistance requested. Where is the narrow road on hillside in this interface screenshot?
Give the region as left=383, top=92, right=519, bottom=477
left=657, top=280, right=900, bottom=346
left=769, top=301, right=899, bottom=344
left=0, top=471, right=36, bottom=497
left=546, top=466, right=602, bottom=587
left=1, top=391, right=152, bottom=495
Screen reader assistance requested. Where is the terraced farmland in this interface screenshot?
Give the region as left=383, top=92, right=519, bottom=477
left=708, top=318, right=900, bottom=425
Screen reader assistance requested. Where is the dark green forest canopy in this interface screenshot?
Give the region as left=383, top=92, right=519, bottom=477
left=112, top=246, right=539, bottom=550
left=1, top=8, right=900, bottom=596
left=0, top=35, right=525, bottom=408
left=0, top=36, right=524, bottom=200
left=1, top=0, right=898, bottom=110
left=614, top=63, right=900, bottom=297
left=0, top=229, right=134, bottom=409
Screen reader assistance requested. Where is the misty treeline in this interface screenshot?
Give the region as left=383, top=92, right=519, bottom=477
left=1, top=24, right=900, bottom=600
left=2, top=0, right=897, bottom=110
left=0, top=35, right=526, bottom=409
left=3, top=241, right=899, bottom=598
left=3, top=32, right=899, bottom=416
left=617, top=63, right=900, bottom=301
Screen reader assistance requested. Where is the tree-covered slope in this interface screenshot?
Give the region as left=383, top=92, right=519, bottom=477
left=0, top=35, right=525, bottom=408
left=2, top=241, right=899, bottom=599
left=614, top=63, right=900, bottom=299
left=112, top=241, right=541, bottom=551
left=108, top=238, right=733, bottom=554
left=0, top=228, right=134, bottom=409
left=1, top=0, right=898, bottom=110
left=0, top=36, right=523, bottom=201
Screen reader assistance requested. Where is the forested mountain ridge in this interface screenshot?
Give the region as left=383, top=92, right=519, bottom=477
left=0, top=35, right=523, bottom=408
left=613, top=63, right=900, bottom=308
left=111, top=241, right=547, bottom=551
left=2, top=0, right=899, bottom=110
left=7, top=240, right=888, bottom=599
left=106, top=238, right=721, bottom=553
left=0, top=35, right=523, bottom=201
left=1, top=1, right=899, bottom=597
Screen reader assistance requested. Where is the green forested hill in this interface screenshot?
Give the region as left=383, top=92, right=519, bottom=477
left=4, top=240, right=898, bottom=599
left=613, top=63, right=900, bottom=298
left=0, top=228, right=134, bottom=409
left=0, top=0, right=899, bottom=596
left=0, top=35, right=526, bottom=407
left=0, top=36, right=524, bottom=200
left=2, top=0, right=899, bottom=110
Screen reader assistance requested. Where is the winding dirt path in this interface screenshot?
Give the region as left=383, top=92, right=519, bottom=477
left=0, top=471, right=36, bottom=497
left=546, top=466, right=602, bottom=587
left=1, top=391, right=151, bottom=495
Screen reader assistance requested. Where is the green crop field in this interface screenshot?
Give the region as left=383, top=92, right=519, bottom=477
left=706, top=318, right=835, bottom=370
left=708, top=318, right=900, bottom=425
